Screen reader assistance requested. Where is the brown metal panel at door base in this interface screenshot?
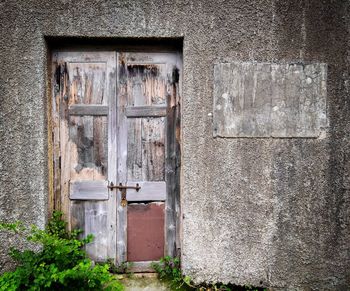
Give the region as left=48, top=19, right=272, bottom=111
left=127, top=203, right=165, bottom=262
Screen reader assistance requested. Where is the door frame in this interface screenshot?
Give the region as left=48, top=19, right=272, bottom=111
left=48, top=45, right=182, bottom=268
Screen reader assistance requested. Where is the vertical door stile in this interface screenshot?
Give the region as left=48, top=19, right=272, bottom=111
left=59, top=59, right=71, bottom=228
left=107, top=52, right=117, bottom=262
left=51, top=53, right=62, bottom=214
left=175, top=52, right=182, bottom=257
left=116, top=52, right=128, bottom=264
left=165, top=55, right=177, bottom=258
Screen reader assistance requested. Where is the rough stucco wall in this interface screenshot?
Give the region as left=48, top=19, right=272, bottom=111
left=0, top=0, right=349, bottom=289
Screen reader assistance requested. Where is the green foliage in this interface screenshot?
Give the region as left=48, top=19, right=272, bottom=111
left=0, top=211, right=123, bottom=291
left=107, top=260, right=134, bottom=278
left=152, top=257, right=266, bottom=291
left=152, top=256, right=192, bottom=290
left=0, top=221, right=25, bottom=233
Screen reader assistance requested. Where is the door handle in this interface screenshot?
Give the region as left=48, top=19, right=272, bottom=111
left=108, top=182, right=141, bottom=207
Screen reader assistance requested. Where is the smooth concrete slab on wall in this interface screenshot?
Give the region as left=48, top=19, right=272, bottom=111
left=0, top=0, right=349, bottom=290
left=213, top=62, right=328, bottom=138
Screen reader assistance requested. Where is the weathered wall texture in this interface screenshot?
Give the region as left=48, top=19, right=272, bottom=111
left=213, top=62, right=328, bottom=138
left=0, top=0, right=349, bottom=289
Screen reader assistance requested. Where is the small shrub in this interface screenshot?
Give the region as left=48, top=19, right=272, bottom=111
left=107, top=260, right=134, bottom=278
left=0, top=211, right=123, bottom=291
left=152, top=256, right=193, bottom=290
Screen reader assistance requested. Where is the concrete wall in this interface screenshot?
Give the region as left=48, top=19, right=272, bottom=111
left=0, top=0, right=349, bottom=289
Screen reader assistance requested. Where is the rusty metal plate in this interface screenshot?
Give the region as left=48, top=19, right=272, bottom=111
left=127, top=202, right=165, bottom=262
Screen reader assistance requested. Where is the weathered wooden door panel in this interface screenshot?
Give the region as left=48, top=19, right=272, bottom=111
left=52, top=51, right=117, bottom=262
left=52, top=50, right=181, bottom=267
left=116, top=52, right=181, bottom=265
left=70, top=180, right=109, bottom=200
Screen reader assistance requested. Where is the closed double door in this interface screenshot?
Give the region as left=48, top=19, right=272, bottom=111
left=51, top=50, right=181, bottom=267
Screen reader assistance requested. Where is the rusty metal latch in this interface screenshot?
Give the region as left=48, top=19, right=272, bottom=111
left=108, top=182, right=141, bottom=207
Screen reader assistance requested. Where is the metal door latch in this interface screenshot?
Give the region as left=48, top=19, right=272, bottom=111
left=108, top=182, right=141, bottom=207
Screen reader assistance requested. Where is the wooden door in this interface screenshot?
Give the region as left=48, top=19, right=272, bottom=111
left=51, top=50, right=181, bottom=267
left=52, top=51, right=117, bottom=262
left=116, top=52, right=181, bottom=267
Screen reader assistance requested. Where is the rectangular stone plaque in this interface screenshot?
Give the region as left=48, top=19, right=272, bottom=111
left=213, top=62, right=327, bottom=137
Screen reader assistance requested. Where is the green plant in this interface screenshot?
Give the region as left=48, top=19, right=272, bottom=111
left=152, top=256, right=266, bottom=291
left=152, top=256, right=193, bottom=290
left=107, top=260, right=134, bottom=278
left=0, top=211, right=123, bottom=291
